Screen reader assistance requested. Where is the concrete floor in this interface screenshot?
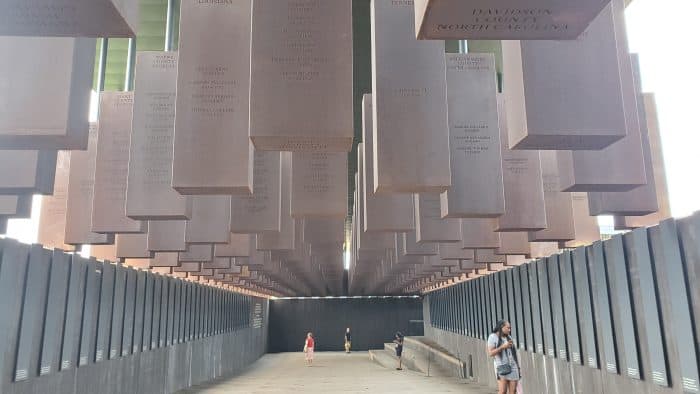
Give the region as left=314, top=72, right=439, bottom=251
left=180, top=352, right=493, bottom=393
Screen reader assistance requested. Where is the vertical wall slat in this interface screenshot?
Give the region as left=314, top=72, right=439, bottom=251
left=39, top=251, right=72, bottom=376
left=62, top=257, right=88, bottom=370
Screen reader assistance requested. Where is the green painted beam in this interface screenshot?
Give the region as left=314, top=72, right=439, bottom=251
left=101, top=0, right=172, bottom=91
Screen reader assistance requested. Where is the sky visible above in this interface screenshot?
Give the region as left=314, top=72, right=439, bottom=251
left=625, top=0, right=700, bottom=218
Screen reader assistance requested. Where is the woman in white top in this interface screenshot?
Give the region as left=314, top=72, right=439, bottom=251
left=486, top=320, right=521, bottom=394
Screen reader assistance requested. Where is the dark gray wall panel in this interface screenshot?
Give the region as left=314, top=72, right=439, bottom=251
left=247, top=295, right=252, bottom=326
left=74, top=259, right=95, bottom=367
left=109, top=264, right=127, bottom=359
left=445, top=287, right=451, bottom=332
left=506, top=269, right=518, bottom=345
left=61, top=255, right=88, bottom=370
left=560, top=251, right=582, bottom=365
left=476, top=280, right=481, bottom=338
left=519, top=265, right=533, bottom=352
left=184, top=282, right=192, bottom=341
left=210, top=288, right=216, bottom=335
left=499, top=271, right=509, bottom=326
left=437, top=289, right=442, bottom=330
left=182, top=283, right=192, bottom=341
left=461, top=283, right=468, bottom=335
left=222, top=291, right=228, bottom=334
left=14, top=245, right=52, bottom=381
left=39, top=250, right=71, bottom=376
left=200, top=287, right=209, bottom=338
left=456, top=285, right=461, bottom=334
left=462, top=283, right=468, bottom=335
left=604, top=235, right=641, bottom=379
left=172, top=280, right=181, bottom=344
left=492, top=272, right=499, bottom=324
left=191, top=283, right=197, bottom=338
left=473, top=282, right=479, bottom=334
left=191, top=283, right=197, bottom=337
left=183, top=281, right=190, bottom=338
left=529, top=262, right=543, bottom=354
left=214, top=289, right=221, bottom=334
left=221, top=290, right=227, bottom=334
left=438, top=290, right=443, bottom=330
left=229, top=293, right=238, bottom=331
left=451, top=287, right=456, bottom=333
left=650, top=219, right=700, bottom=392
left=222, top=290, right=228, bottom=333
left=430, top=292, right=435, bottom=327
left=222, top=290, right=228, bottom=334
left=202, top=287, right=209, bottom=337
left=512, top=267, right=524, bottom=350
left=440, top=290, right=444, bottom=331
left=447, top=286, right=452, bottom=332
left=588, top=241, right=618, bottom=374
left=0, top=241, right=30, bottom=384
left=624, top=227, right=668, bottom=386
left=455, top=284, right=461, bottom=335
left=433, top=292, right=440, bottom=328
left=549, top=256, right=567, bottom=362
left=157, top=274, right=166, bottom=348
left=477, top=278, right=486, bottom=339
left=199, top=286, right=205, bottom=337
left=474, top=283, right=479, bottom=336
left=151, top=275, right=162, bottom=349
left=268, top=298, right=423, bottom=352
left=133, top=270, right=147, bottom=354
left=439, top=290, right=444, bottom=330
left=95, top=261, right=115, bottom=362
left=483, top=277, right=491, bottom=338
left=678, top=213, right=700, bottom=391
left=122, top=267, right=137, bottom=356
left=489, top=274, right=497, bottom=331
left=444, top=289, right=448, bottom=331
left=458, top=285, right=463, bottom=334
left=181, top=281, right=188, bottom=341
left=166, top=277, right=175, bottom=345
left=211, top=286, right=217, bottom=335
left=548, top=255, right=568, bottom=361
left=468, top=282, right=475, bottom=337
left=572, top=247, right=597, bottom=368
left=195, top=286, right=202, bottom=338
left=216, top=289, right=222, bottom=334
left=538, top=258, right=555, bottom=358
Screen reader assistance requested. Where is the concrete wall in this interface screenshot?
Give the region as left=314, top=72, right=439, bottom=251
left=0, top=239, right=269, bottom=394
left=423, top=213, right=700, bottom=394
left=268, top=297, right=423, bottom=352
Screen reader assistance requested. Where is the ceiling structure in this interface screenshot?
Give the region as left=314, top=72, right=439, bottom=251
left=3, top=0, right=650, bottom=298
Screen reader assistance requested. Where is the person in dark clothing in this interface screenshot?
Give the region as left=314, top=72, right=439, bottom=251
left=344, top=327, right=352, bottom=353
left=393, top=332, right=404, bottom=370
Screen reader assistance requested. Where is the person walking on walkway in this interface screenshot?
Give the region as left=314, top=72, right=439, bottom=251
left=303, top=332, right=315, bottom=366
left=487, top=320, right=521, bottom=394
left=344, top=327, right=352, bottom=353
left=393, top=332, right=404, bottom=370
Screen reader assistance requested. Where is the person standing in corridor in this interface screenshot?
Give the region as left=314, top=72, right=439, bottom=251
left=393, top=332, right=404, bottom=370
left=344, top=327, right=352, bottom=353
left=303, top=332, right=315, bottom=366
left=487, top=320, right=521, bottom=394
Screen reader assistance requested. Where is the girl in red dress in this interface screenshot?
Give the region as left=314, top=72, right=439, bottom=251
left=304, top=332, right=315, bottom=366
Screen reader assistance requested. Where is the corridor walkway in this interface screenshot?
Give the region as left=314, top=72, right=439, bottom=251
left=180, top=352, right=492, bottom=393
